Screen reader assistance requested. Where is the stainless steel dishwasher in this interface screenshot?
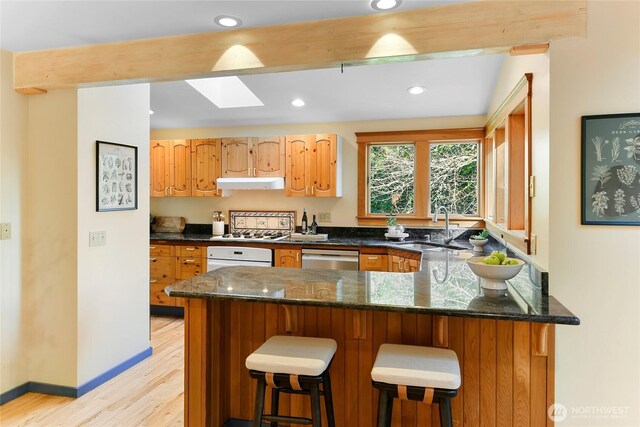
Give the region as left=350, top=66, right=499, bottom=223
left=301, top=249, right=359, bottom=270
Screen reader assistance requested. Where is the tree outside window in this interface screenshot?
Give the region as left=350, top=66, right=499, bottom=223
left=368, top=144, right=415, bottom=215
left=429, top=142, right=479, bottom=215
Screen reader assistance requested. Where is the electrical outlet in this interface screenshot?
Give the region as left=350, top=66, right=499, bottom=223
left=0, top=223, right=11, bottom=240
left=89, top=230, right=106, bottom=247
left=317, top=212, right=332, bottom=223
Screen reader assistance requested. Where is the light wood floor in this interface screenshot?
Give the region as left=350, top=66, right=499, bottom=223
left=0, top=316, right=185, bottom=426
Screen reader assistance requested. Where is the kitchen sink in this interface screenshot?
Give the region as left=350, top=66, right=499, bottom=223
left=398, top=243, right=445, bottom=252
left=396, top=241, right=466, bottom=252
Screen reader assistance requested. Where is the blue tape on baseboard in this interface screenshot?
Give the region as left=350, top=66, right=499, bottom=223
left=76, top=346, right=153, bottom=397
left=0, top=346, right=153, bottom=405
left=0, top=383, right=29, bottom=405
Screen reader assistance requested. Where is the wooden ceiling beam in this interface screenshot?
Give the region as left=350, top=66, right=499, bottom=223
left=13, top=1, right=586, bottom=94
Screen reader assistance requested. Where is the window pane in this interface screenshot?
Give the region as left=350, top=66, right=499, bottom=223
left=368, top=144, right=415, bottom=214
left=430, top=142, right=479, bottom=215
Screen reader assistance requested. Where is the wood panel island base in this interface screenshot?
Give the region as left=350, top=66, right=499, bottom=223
left=168, top=266, right=579, bottom=427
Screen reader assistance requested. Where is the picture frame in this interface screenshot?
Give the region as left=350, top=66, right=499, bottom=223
left=96, top=140, right=138, bottom=212
left=581, top=113, right=640, bottom=225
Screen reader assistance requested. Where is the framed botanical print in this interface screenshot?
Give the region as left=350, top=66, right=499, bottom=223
left=96, top=141, right=138, bottom=212
left=581, top=113, right=640, bottom=225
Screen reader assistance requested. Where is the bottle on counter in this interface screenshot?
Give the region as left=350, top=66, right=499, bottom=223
left=301, top=208, right=308, bottom=233
left=311, top=215, right=318, bottom=235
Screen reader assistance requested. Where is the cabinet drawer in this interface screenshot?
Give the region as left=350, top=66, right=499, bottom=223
left=359, top=254, right=388, bottom=271
left=178, top=246, right=206, bottom=257
left=150, top=256, right=175, bottom=280
left=150, top=281, right=175, bottom=306
left=150, top=244, right=174, bottom=257
left=177, top=256, right=204, bottom=279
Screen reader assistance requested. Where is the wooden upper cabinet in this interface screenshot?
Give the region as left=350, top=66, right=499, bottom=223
left=150, top=140, right=170, bottom=197
left=191, top=139, right=222, bottom=197
left=285, top=134, right=342, bottom=197
left=221, top=137, right=251, bottom=177
left=150, top=139, right=191, bottom=197
left=169, top=139, right=191, bottom=197
left=285, top=135, right=310, bottom=197
left=252, top=137, right=285, bottom=177
left=311, top=134, right=341, bottom=197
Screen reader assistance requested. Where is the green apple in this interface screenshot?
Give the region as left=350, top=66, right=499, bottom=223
left=502, top=258, right=519, bottom=266
left=482, top=255, right=501, bottom=265
left=491, top=251, right=506, bottom=263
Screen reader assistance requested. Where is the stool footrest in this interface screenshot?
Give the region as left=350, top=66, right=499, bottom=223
left=262, top=414, right=313, bottom=425
left=372, top=380, right=457, bottom=401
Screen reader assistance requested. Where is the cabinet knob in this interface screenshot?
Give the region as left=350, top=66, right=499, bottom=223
left=185, top=247, right=196, bottom=251
left=150, top=257, right=157, bottom=262
left=184, top=259, right=196, bottom=263
left=150, top=279, right=157, bottom=283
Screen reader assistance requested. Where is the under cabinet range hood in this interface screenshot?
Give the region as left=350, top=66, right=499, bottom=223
left=216, top=177, right=285, bottom=190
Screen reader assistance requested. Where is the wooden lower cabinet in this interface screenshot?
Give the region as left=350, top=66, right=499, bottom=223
left=274, top=248, right=302, bottom=268
left=150, top=245, right=176, bottom=306
left=388, top=252, right=421, bottom=272
left=150, top=244, right=205, bottom=307
left=184, top=300, right=555, bottom=427
left=359, top=253, right=388, bottom=271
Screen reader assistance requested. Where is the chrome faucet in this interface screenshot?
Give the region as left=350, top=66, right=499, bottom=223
left=433, top=205, right=454, bottom=244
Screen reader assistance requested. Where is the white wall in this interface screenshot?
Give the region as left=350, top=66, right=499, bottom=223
left=150, top=115, right=486, bottom=226
left=0, top=49, right=29, bottom=393
left=77, top=85, right=150, bottom=384
left=487, top=53, right=550, bottom=269
left=26, top=88, right=79, bottom=386
left=549, top=1, right=640, bottom=425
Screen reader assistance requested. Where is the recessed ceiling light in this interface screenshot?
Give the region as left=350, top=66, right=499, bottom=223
left=407, top=86, right=426, bottom=95
left=371, top=0, right=401, bottom=11
left=149, top=109, right=154, bottom=115
left=214, top=15, right=242, bottom=28
left=291, top=98, right=305, bottom=107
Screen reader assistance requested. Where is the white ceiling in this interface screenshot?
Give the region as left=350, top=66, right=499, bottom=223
left=0, top=0, right=503, bottom=129
left=151, top=55, right=505, bottom=128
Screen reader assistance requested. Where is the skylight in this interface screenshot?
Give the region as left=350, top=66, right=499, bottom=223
left=185, top=76, right=264, bottom=109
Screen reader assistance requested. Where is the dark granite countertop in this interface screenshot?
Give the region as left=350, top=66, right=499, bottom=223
left=166, top=246, right=579, bottom=325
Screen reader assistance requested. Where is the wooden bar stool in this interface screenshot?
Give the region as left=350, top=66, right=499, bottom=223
left=246, top=335, right=337, bottom=427
left=371, top=344, right=461, bottom=427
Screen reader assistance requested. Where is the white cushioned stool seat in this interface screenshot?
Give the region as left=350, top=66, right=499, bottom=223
left=371, top=344, right=461, bottom=390
left=246, top=335, right=337, bottom=377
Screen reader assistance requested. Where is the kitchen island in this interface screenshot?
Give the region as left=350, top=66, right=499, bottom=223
left=167, top=248, right=578, bottom=427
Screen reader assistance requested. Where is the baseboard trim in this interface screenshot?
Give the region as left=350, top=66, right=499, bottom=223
left=150, top=305, right=184, bottom=317
left=77, top=346, right=153, bottom=397
left=0, top=346, right=153, bottom=405
left=223, top=419, right=270, bottom=427
left=0, top=383, right=29, bottom=405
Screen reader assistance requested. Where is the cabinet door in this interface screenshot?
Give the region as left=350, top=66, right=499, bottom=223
left=169, top=139, right=191, bottom=197
left=388, top=255, right=404, bottom=272
left=407, top=258, right=421, bottom=272
left=176, top=256, right=204, bottom=279
left=150, top=140, right=170, bottom=197
left=150, top=279, right=175, bottom=306
left=285, top=135, right=310, bottom=196
left=360, top=254, right=388, bottom=271
left=311, top=134, right=338, bottom=197
left=222, top=137, right=251, bottom=177
left=191, top=138, right=222, bottom=197
left=150, top=256, right=175, bottom=281
left=252, top=137, right=285, bottom=177
left=275, top=249, right=302, bottom=268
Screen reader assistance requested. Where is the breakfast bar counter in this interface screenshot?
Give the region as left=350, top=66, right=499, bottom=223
left=167, top=249, right=578, bottom=427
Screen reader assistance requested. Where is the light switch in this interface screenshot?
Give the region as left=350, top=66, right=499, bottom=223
left=89, top=230, right=106, bottom=247
left=0, top=223, right=11, bottom=240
